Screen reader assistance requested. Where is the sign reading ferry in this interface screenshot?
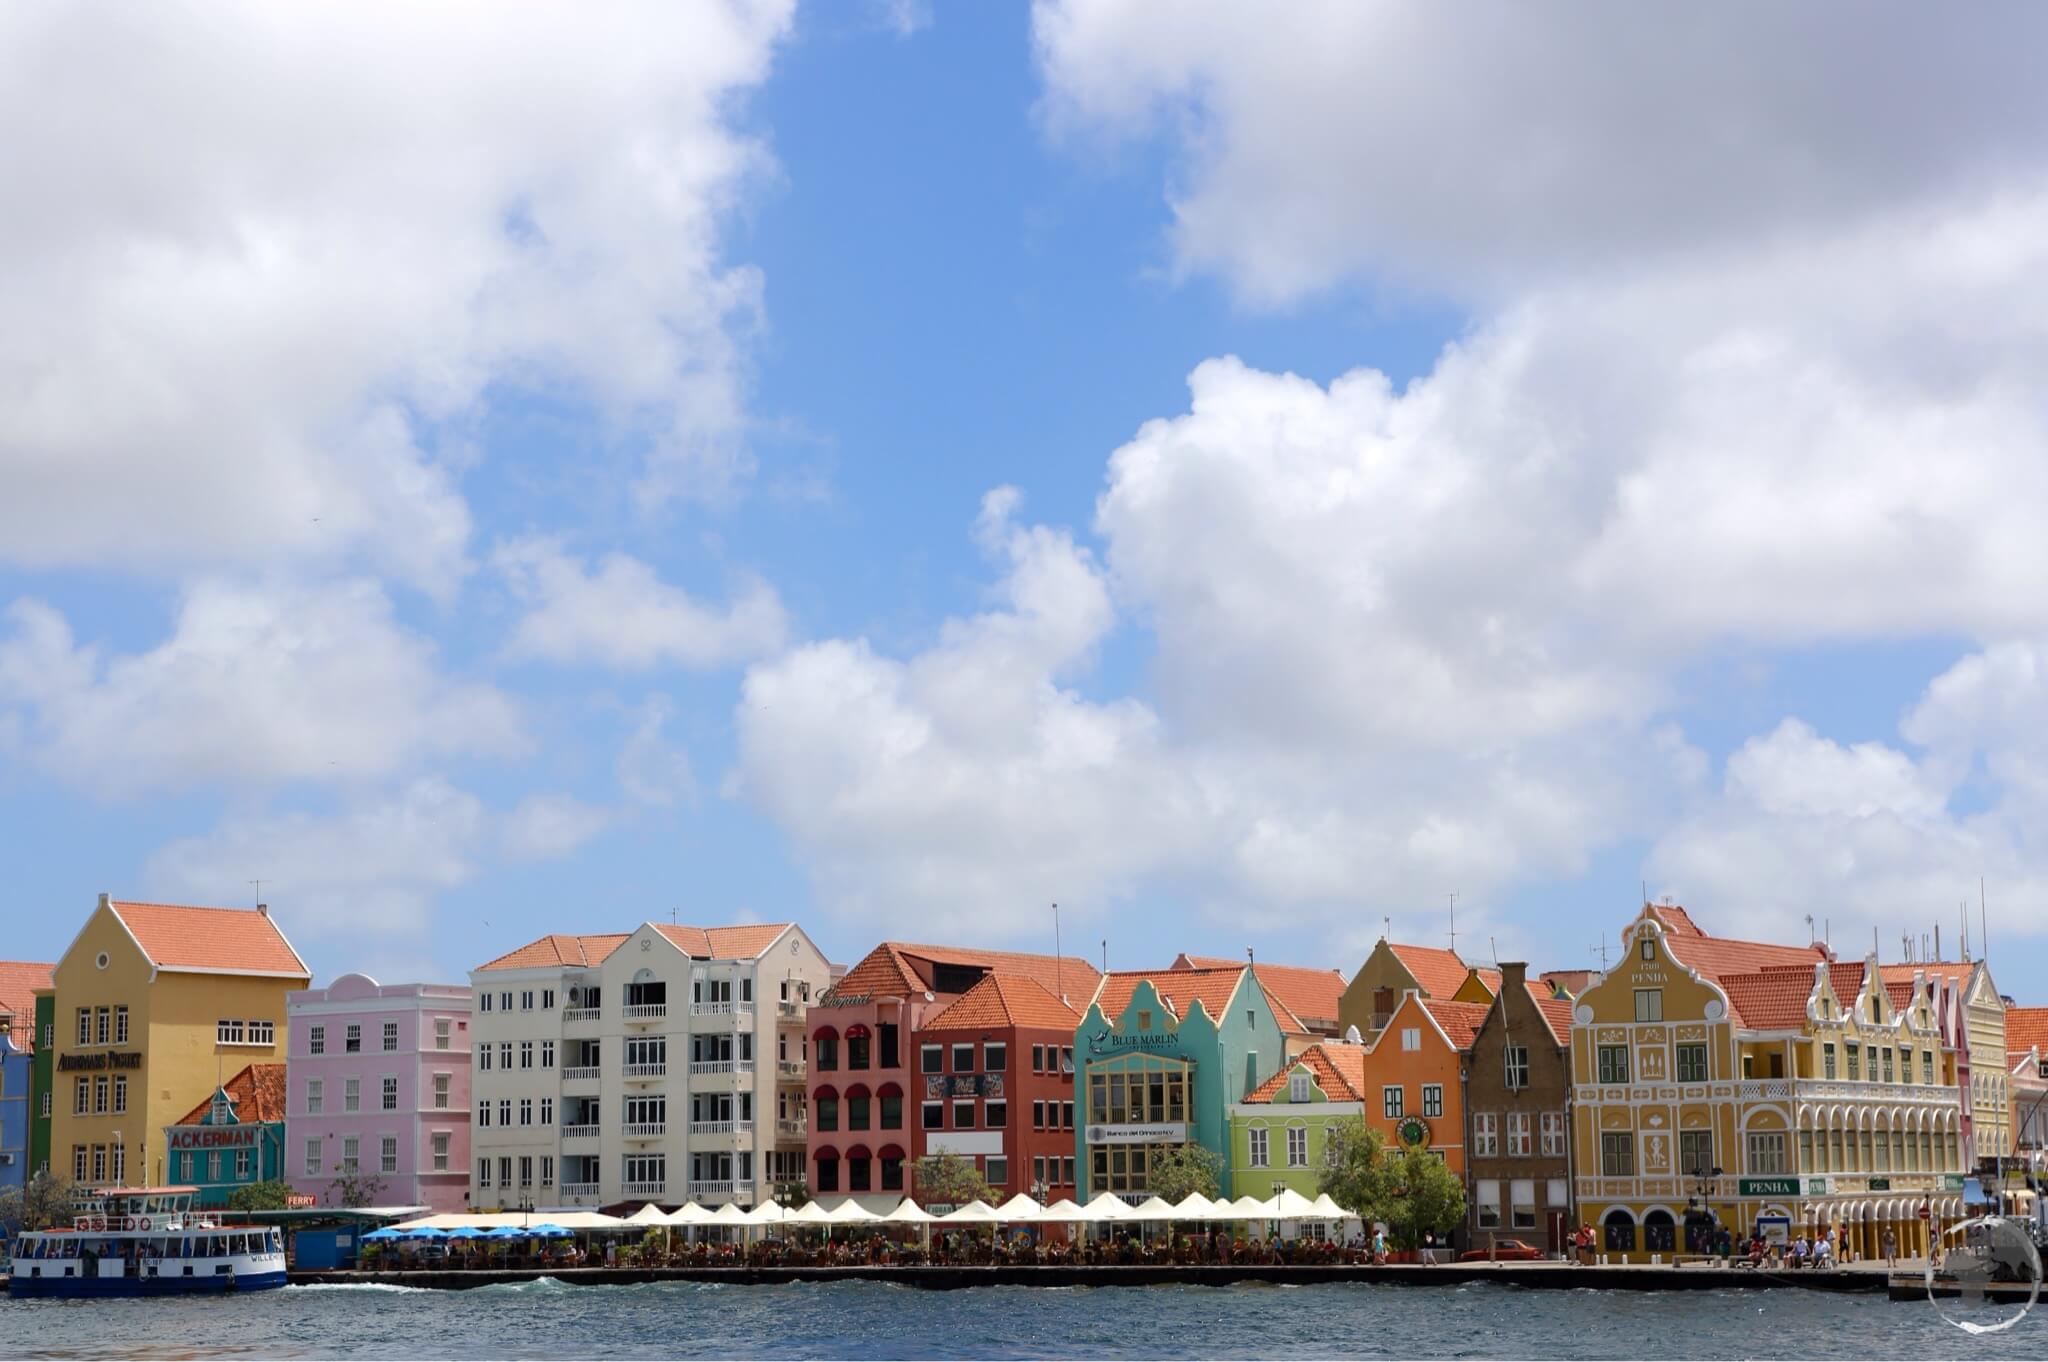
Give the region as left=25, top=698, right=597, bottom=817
left=1086, top=1123, right=1187, bottom=1145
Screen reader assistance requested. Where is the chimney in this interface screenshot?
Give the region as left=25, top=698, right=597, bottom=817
left=257, top=903, right=269, bottom=918
left=1500, top=961, right=1528, bottom=990
left=98, top=892, right=111, bottom=910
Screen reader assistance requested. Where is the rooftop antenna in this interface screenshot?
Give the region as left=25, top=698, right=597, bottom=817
left=1590, top=934, right=1610, bottom=971
left=1101, top=938, right=1107, bottom=976
left=1053, top=903, right=1065, bottom=1004
left=1961, top=901, right=1970, bottom=963
left=1382, top=917, right=1391, bottom=943
left=1935, top=921, right=1942, bottom=961
left=1872, top=924, right=1879, bottom=958
left=1804, top=914, right=1815, bottom=946
left=249, top=878, right=265, bottom=908
left=1447, top=892, right=1458, bottom=953
left=1980, top=878, right=1989, bottom=960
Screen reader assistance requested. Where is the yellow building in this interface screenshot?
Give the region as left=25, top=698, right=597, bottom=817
left=48, top=895, right=310, bottom=1190
left=1337, top=940, right=1496, bottom=1042
left=1880, top=960, right=2008, bottom=1168
left=1571, top=905, right=1966, bottom=1263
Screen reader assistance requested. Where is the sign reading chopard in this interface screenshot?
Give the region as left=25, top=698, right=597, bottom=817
left=1085, top=1123, right=1188, bottom=1145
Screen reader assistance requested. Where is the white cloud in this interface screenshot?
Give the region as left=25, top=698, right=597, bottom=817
left=0, top=2, right=794, bottom=589
left=501, top=793, right=614, bottom=863
left=146, top=778, right=490, bottom=940
left=1033, top=1, right=2048, bottom=303
left=0, top=579, right=523, bottom=792
left=495, top=537, right=788, bottom=671
left=616, top=696, right=699, bottom=808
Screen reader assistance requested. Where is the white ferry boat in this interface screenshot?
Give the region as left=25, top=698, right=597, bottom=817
left=7, top=1185, right=287, bottom=1297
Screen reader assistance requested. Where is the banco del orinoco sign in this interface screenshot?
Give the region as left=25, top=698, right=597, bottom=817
left=1739, top=1177, right=1799, bottom=1198
left=58, top=1051, right=143, bottom=1072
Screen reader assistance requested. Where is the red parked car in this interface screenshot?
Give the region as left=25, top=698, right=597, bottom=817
left=1459, top=1238, right=1547, bottom=1261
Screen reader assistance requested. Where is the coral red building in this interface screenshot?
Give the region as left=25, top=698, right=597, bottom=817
left=915, top=974, right=1081, bottom=1203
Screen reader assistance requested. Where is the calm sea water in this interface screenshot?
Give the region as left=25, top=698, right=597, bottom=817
left=2, top=1279, right=2041, bottom=1359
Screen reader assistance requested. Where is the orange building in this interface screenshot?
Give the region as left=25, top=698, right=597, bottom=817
left=1358, top=991, right=1488, bottom=1180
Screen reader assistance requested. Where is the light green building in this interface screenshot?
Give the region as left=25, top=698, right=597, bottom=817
left=1228, top=1042, right=1367, bottom=1200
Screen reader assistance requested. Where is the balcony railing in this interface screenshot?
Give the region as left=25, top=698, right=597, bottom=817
left=624, top=1122, right=666, bottom=1139
left=561, top=1124, right=599, bottom=1140
left=1792, top=1078, right=1954, bottom=1104
left=738, top=1058, right=756, bottom=1074
left=690, top=1060, right=734, bottom=1075
left=776, top=1059, right=806, bottom=1081
left=563, top=1007, right=599, bottom=1023
left=624, top=1062, right=667, bottom=1079
left=689, top=1180, right=735, bottom=1197
left=623, top=1180, right=665, bottom=1197
left=623, top=1003, right=668, bottom=1021
left=563, top=1065, right=599, bottom=1081
left=777, top=1000, right=802, bottom=1020
left=690, top=1119, right=735, bottom=1135
left=560, top=1182, right=598, bottom=1197
left=692, top=1001, right=734, bottom=1016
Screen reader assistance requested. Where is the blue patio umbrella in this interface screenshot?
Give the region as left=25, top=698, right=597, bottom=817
left=484, top=1226, right=527, bottom=1239
left=404, top=1226, right=448, bottom=1239
left=446, top=1226, right=485, bottom=1240
left=529, top=1224, right=572, bottom=1238
left=361, top=1227, right=401, bottom=1241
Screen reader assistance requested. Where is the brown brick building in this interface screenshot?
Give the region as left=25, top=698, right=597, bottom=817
left=1462, top=961, right=1575, bottom=1254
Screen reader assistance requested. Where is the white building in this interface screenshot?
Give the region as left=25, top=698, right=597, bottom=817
left=468, top=921, right=831, bottom=1209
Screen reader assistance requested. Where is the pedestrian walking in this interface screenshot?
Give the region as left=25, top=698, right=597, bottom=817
left=1882, top=1226, right=1897, bottom=1267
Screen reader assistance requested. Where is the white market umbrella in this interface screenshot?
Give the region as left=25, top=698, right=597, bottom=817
left=745, top=1200, right=793, bottom=1226
left=1267, top=1187, right=1321, bottom=1219
left=1224, top=1195, right=1270, bottom=1220
left=626, top=1202, right=669, bottom=1225
left=1080, top=1192, right=1134, bottom=1222
left=991, top=1193, right=1044, bottom=1222
left=709, top=1202, right=752, bottom=1226
left=1128, top=1196, right=1180, bottom=1222
left=937, top=1200, right=999, bottom=1224
left=788, top=1200, right=836, bottom=1225
left=1034, top=1198, right=1086, bottom=1222
left=882, top=1197, right=936, bottom=1224
left=1309, top=1193, right=1351, bottom=1220
left=665, top=1202, right=715, bottom=1226
left=1171, top=1192, right=1220, bottom=1221
left=825, top=1198, right=880, bottom=1224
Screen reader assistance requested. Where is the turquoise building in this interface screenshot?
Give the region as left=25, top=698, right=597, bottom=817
left=162, top=1063, right=286, bottom=1207
left=1073, top=965, right=1288, bottom=1202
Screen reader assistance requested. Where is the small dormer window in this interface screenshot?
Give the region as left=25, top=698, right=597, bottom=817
left=1289, top=1072, right=1311, bottom=1103
left=1869, top=996, right=1881, bottom=1023
left=1138, top=1010, right=1152, bottom=1031
left=1640, top=938, right=1655, bottom=962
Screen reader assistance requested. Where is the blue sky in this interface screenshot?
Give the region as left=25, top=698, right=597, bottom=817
left=4, top=2, right=2047, bottom=993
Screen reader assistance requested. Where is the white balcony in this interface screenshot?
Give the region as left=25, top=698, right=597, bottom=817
left=623, top=1003, right=668, bottom=1022
left=776, top=1059, right=806, bottom=1082
left=625, top=1122, right=666, bottom=1139
left=689, top=1060, right=734, bottom=1075
left=560, top=1181, right=598, bottom=1197
left=561, top=1124, right=599, bottom=1141
left=563, top=1007, right=599, bottom=1023
left=689, top=1179, right=735, bottom=1198
left=563, top=1065, right=600, bottom=1081
left=690, top=1119, right=735, bottom=1135
left=738, top=1058, right=756, bottom=1074
left=776, top=1000, right=802, bottom=1021
left=692, top=1001, right=734, bottom=1017
left=623, top=1180, right=665, bottom=1197
left=624, top=1062, right=667, bottom=1079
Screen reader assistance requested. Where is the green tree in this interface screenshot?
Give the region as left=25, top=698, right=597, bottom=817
left=227, top=1179, right=292, bottom=1212
left=910, top=1151, right=994, bottom=1208
left=0, top=1170, right=76, bottom=1232
left=1382, top=1144, right=1465, bottom=1250
left=1318, top=1116, right=1396, bottom=1224
left=771, top=1179, right=812, bottom=1208
left=1146, top=1143, right=1222, bottom=1203
left=327, top=1166, right=388, bottom=1209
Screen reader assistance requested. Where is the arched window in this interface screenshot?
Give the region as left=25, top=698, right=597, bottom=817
left=1643, top=1208, right=1676, bottom=1253
left=846, top=1143, right=873, bottom=1193
left=1603, top=1209, right=1636, bottom=1253
left=845, top=1083, right=872, bottom=1132
left=878, top=1082, right=904, bottom=1130
left=814, top=1146, right=840, bottom=1193
left=813, top=1026, right=839, bottom=1072
left=814, top=1085, right=840, bottom=1133
left=846, top=1024, right=872, bottom=1071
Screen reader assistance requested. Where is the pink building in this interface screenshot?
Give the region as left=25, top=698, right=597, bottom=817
left=285, top=973, right=472, bottom=1213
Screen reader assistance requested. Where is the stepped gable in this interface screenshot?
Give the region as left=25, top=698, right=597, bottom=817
left=175, top=1062, right=287, bottom=1126
left=922, top=974, right=1081, bottom=1031
left=108, top=900, right=308, bottom=977
left=1244, top=1041, right=1368, bottom=1103
left=1176, top=956, right=1347, bottom=1029
left=1091, top=967, right=1248, bottom=1025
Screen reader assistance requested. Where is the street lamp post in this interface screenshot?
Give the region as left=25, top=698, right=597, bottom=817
left=1685, top=1165, right=1723, bottom=1252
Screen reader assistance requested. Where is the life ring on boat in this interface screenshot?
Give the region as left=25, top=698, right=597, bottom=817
left=135, top=1216, right=152, bottom=1231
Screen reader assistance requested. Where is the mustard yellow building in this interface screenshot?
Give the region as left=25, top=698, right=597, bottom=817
left=1337, top=941, right=1497, bottom=1042
left=1571, top=905, right=1966, bottom=1263
left=1880, top=960, right=2009, bottom=1168
left=48, top=895, right=310, bottom=1190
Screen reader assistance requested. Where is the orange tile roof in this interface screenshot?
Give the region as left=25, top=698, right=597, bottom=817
left=831, top=942, right=1099, bottom=1004
left=1653, top=908, right=1827, bottom=1005
left=1091, top=967, right=1248, bottom=1026
left=651, top=923, right=793, bottom=959
left=1244, top=1042, right=1369, bottom=1103
left=475, top=932, right=631, bottom=972
left=1649, top=904, right=1705, bottom=936
left=1178, top=957, right=1348, bottom=1028
left=1525, top=984, right=1575, bottom=1047
left=108, top=901, right=308, bottom=977
left=1386, top=943, right=1474, bottom=999
left=922, top=974, right=1081, bottom=1032
left=1419, top=998, right=1491, bottom=1051
left=0, top=961, right=53, bottom=1050
left=2007, top=1007, right=2048, bottom=1058
left=1472, top=967, right=1503, bottom=996
left=173, top=1063, right=287, bottom=1127
left=1718, top=965, right=1821, bottom=1030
